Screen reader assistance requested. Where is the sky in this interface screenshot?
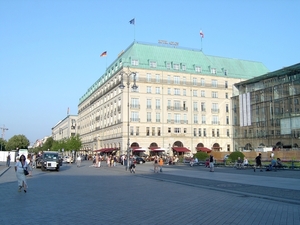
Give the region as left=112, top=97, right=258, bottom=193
left=0, top=0, right=299, bottom=144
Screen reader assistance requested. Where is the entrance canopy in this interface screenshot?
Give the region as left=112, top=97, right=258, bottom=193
left=172, top=147, right=190, bottom=152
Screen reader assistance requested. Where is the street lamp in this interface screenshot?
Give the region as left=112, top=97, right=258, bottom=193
left=119, top=70, right=138, bottom=170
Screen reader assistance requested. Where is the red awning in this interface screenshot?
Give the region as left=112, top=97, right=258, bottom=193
left=172, top=147, right=190, bottom=152
left=149, top=147, right=160, bottom=150
left=196, top=147, right=212, bottom=153
left=132, top=147, right=146, bottom=152
left=150, top=148, right=165, bottom=152
left=94, top=148, right=118, bottom=153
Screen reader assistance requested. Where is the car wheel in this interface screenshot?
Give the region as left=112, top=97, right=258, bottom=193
left=41, top=165, right=46, bottom=171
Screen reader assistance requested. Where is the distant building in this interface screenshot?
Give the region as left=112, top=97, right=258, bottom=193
left=77, top=41, right=269, bottom=155
left=52, top=115, right=78, bottom=141
left=232, top=63, right=300, bottom=151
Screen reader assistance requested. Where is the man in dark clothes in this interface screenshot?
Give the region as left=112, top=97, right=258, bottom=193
left=254, top=153, right=263, bottom=172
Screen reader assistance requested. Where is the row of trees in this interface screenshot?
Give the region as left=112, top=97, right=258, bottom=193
left=0, top=134, right=82, bottom=153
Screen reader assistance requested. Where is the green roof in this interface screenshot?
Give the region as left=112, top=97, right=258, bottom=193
left=79, top=41, right=269, bottom=104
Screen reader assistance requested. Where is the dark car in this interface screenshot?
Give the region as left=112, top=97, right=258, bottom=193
left=135, top=157, right=145, bottom=164
left=39, top=151, right=62, bottom=171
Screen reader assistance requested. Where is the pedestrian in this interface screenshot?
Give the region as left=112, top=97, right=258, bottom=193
left=209, top=154, right=214, bottom=172
left=129, top=155, right=136, bottom=173
left=110, top=155, right=114, bottom=167
left=6, top=152, right=11, bottom=167
left=15, top=155, right=28, bottom=193
left=26, top=154, right=33, bottom=176
left=159, top=156, right=164, bottom=172
left=76, top=155, right=81, bottom=167
left=98, top=155, right=102, bottom=168
left=107, top=155, right=111, bottom=167
left=254, top=153, right=263, bottom=172
left=32, top=153, right=36, bottom=168
left=153, top=155, right=159, bottom=173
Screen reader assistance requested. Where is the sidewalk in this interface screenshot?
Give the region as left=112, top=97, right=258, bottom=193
left=0, top=162, right=11, bottom=176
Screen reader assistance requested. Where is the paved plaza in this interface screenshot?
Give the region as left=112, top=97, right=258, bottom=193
left=0, top=161, right=299, bottom=225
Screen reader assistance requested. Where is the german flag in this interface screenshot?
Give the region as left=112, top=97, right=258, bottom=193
left=100, top=51, right=107, bottom=57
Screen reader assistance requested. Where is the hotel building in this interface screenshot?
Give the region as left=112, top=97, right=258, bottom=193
left=77, top=41, right=268, bottom=156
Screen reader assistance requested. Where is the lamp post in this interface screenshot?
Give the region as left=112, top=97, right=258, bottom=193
left=119, top=70, right=138, bottom=170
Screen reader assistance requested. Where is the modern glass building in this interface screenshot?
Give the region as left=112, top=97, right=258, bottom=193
left=232, top=63, right=300, bottom=151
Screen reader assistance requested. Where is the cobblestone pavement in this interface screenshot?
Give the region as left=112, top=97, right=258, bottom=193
left=0, top=161, right=299, bottom=225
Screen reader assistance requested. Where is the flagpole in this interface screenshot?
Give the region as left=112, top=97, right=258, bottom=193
left=201, top=37, right=202, bottom=51
left=134, top=17, right=136, bottom=41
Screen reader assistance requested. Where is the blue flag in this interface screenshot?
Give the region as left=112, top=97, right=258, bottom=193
left=129, top=18, right=135, bottom=25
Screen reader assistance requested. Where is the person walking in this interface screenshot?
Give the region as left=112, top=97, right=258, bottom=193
left=254, top=153, right=263, bottom=172
left=153, top=155, right=159, bottom=173
left=158, top=156, right=164, bottom=172
left=209, top=154, right=214, bottom=172
left=76, top=155, right=81, bottom=167
left=6, top=152, right=11, bottom=167
left=15, top=155, right=28, bottom=193
left=129, top=155, right=136, bottom=173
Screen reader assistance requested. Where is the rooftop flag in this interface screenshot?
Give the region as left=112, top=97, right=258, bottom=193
left=200, top=30, right=204, bottom=38
left=129, top=18, right=135, bottom=25
left=100, top=51, right=107, bottom=57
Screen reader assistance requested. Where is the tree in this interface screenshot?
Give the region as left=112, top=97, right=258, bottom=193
left=6, top=135, right=30, bottom=151
left=42, top=137, right=54, bottom=151
left=65, top=134, right=82, bottom=151
left=0, top=138, right=7, bottom=151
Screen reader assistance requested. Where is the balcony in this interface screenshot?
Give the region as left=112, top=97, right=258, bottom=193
left=130, top=118, right=140, bottom=122
left=211, top=109, right=220, bottom=113
left=167, top=106, right=188, bottom=111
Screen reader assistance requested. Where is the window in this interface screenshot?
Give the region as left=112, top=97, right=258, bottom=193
left=147, top=73, right=151, bottom=82
left=152, top=127, right=155, bottom=136
left=201, top=90, right=205, bottom=97
left=212, top=115, right=219, bottom=124
left=226, top=104, right=229, bottom=113
left=155, top=87, right=160, bottom=94
left=194, top=128, right=197, bottom=136
left=156, top=74, right=160, bottom=83
left=146, top=127, right=150, bottom=136
left=174, top=101, right=180, bottom=110
left=202, top=115, right=206, bottom=124
left=167, top=88, right=171, bottom=95
left=167, top=100, right=171, bottom=107
left=174, top=76, right=180, bottom=84
left=183, top=89, right=186, bottom=96
left=136, top=127, right=139, bottom=136
left=174, top=88, right=180, bottom=95
left=131, top=98, right=139, bottom=108
left=201, top=102, right=206, bottom=112
left=173, top=63, right=179, bottom=70
left=203, top=128, right=206, bottom=137
left=212, top=92, right=218, bottom=98
left=150, top=61, right=157, bottom=68
left=156, top=113, right=160, bottom=122
left=200, top=78, right=205, bottom=86
left=212, top=80, right=218, bottom=87
left=217, top=129, right=219, bottom=137
left=212, top=129, right=215, bottom=137
left=168, top=127, right=171, bottom=133
left=147, top=86, right=151, bottom=93
left=174, top=128, right=181, bottom=133
left=174, top=114, right=180, bottom=123
left=184, top=128, right=187, bottom=133
left=167, top=75, right=171, bottom=84
left=147, top=112, right=151, bottom=122
left=227, top=129, right=230, bottom=137
left=198, top=128, right=201, bottom=137
left=183, top=77, right=186, bottom=85
left=194, top=114, right=198, bottom=124
left=166, top=62, right=171, bottom=70
left=225, top=81, right=228, bottom=88
left=131, top=112, right=139, bottom=122
left=193, top=90, right=197, bottom=97
left=193, top=102, right=198, bottom=111
left=131, top=59, right=139, bottom=66
left=211, top=68, right=216, bottom=74
left=193, top=78, right=197, bottom=86
left=157, top=127, right=161, bottom=136
left=195, top=66, right=202, bottom=73
left=226, top=116, right=229, bottom=125
left=225, top=93, right=228, bottom=99
left=147, top=99, right=151, bottom=109
left=130, top=126, right=134, bottom=135
left=212, top=103, right=219, bottom=113
left=156, top=99, right=160, bottom=109
left=182, top=64, right=186, bottom=71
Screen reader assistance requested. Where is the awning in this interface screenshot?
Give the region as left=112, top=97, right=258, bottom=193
left=196, top=147, right=212, bottom=153
left=150, top=148, right=165, bottom=152
left=172, top=147, right=190, bottom=152
left=94, top=148, right=119, bottom=153
left=132, top=147, right=146, bottom=152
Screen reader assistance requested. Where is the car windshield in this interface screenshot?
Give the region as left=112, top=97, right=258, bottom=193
left=44, top=154, right=58, bottom=159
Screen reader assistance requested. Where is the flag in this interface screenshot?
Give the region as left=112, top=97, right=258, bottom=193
left=100, top=51, right=107, bottom=57
left=200, top=30, right=204, bottom=38
left=129, top=18, right=135, bottom=25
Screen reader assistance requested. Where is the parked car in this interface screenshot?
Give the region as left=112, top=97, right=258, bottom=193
left=63, top=156, right=74, bottom=163
left=135, top=157, right=145, bottom=164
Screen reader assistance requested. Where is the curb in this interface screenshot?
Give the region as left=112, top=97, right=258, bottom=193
left=0, top=166, right=10, bottom=177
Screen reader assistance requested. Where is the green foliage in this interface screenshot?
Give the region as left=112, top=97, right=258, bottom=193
left=229, top=152, right=245, bottom=161
left=0, top=138, right=7, bottom=151
left=6, top=135, right=30, bottom=151
left=51, top=134, right=82, bottom=152
left=194, top=152, right=209, bottom=160
left=42, top=137, right=54, bottom=151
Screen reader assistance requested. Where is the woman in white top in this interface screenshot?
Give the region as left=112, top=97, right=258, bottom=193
left=15, top=155, right=28, bottom=192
